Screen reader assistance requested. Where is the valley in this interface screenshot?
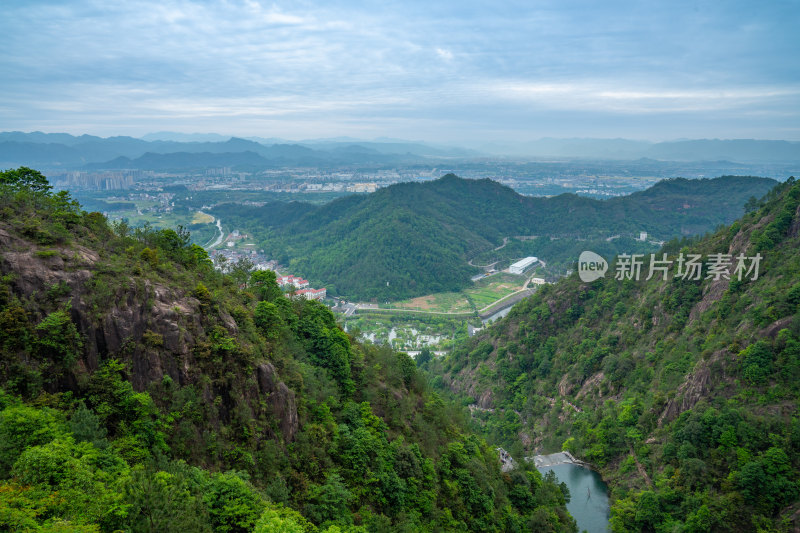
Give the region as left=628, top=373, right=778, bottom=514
left=82, top=172, right=776, bottom=356
left=157, top=173, right=771, bottom=353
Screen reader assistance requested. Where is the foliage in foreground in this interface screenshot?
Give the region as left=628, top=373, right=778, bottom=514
left=0, top=167, right=576, bottom=532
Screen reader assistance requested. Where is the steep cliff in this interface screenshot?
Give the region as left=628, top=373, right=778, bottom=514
left=0, top=218, right=299, bottom=443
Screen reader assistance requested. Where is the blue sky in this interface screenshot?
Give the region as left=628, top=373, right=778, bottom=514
left=1, top=0, right=798, bottom=144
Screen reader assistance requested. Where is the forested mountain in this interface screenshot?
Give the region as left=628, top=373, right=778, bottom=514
left=434, top=177, right=800, bottom=531
left=0, top=168, right=576, bottom=532
left=237, top=174, right=776, bottom=300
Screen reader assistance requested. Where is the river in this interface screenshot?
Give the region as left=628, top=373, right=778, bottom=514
left=205, top=217, right=224, bottom=249
left=539, top=463, right=610, bottom=533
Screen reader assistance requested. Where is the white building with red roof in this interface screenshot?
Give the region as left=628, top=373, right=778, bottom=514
left=277, top=275, right=309, bottom=289
left=294, top=288, right=327, bottom=300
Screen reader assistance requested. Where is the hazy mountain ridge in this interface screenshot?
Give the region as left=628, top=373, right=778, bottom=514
left=489, top=138, right=800, bottom=163
left=0, top=132, right=464, bottom=169
left=2, top=132, right=799, bottom=169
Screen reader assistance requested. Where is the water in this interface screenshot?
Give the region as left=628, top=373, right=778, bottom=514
left=539, top=463, right=610, bottom=533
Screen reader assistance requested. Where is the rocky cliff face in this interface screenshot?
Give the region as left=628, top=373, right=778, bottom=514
left=0, top=223, right=298, bottom=442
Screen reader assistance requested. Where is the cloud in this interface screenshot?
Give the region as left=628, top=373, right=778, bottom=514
left=0, top=0, right=798, bottom=141
left=489, top=81, right=800, bottom=114
left=436, top=48, right=454, bottom=61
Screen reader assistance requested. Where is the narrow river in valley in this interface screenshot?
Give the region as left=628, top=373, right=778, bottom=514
left=206, top=217, right=224, bottom=249
left=539, top=463, right=610, bottom=532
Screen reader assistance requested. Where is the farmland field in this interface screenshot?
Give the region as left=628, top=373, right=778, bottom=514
left=379, top=272, right=527, bottom=313
left=463, top=273, right=526, bottom=310
left=191, top=211, right=215, bottom=224
left=382, top=291, right=473, bottom=313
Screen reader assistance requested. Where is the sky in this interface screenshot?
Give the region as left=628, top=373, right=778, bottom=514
left=1, top=0, right=799, bottom=146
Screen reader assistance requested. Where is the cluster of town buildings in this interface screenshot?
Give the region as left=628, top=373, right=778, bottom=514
left=277, top=274, right=327, bottom=301
left=210, top=247, right=272, bottom=268
left=52, top=170, right=143, bottom=190
left=207, top=232, right=328, bottom=301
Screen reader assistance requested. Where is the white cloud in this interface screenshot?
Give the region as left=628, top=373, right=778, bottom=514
left=436, top=48, right=454, bottom=61
left=0, top=0, right=798, bottom=140
left=486, top=81, right=800, bottom=114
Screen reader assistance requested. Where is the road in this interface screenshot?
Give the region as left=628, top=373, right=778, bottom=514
left=466, top=236, right=508, bottom=269
left=339, top=274, right=541, bottom=320
left=493, top=237, right=509, bottom=251
left=468, top=259, right=500, bottom=268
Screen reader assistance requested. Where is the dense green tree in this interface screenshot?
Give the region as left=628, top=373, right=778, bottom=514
left=204, top=471, right=267, bottom=533
left=123, top=465, right=212, bottom=533
left=0, top=405, right=63, bottom=474
left=252, top=507, right=310, bottom=533
left=254, top=301, right=283, bottom=339
left=221, top=174, right=775, bottom=300
left=250, top=270, right=283, bottom=301
left=304, top=473, right=354, bottom=526
left=0, top=167, right=52, bottom=194
left=35, top=308, right=83, bottom=370
left=69, top=403, right=108, bottom=449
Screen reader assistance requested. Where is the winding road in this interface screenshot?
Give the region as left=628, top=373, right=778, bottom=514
left=494, top=237, right=509, bottom=251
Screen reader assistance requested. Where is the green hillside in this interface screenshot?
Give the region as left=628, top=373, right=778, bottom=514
left=0, top=168, right=576, bottom=532
left=226, top=174, right=776, bottom=301
left=434, top=177, right=800, bottom=531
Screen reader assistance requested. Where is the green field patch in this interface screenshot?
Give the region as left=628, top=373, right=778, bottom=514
left=191, top=211, right=215, bottom=224
left=463, top=273, right=526, bottom=310
left=378, top=272, right=527, bottom=314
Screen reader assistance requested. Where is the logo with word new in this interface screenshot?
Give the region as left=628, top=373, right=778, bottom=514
left=578, top=251, right=608, bottom=282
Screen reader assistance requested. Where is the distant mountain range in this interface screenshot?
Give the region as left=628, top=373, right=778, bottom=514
left=0, top=131, right=798, bottom=170
left=486, top=137, right=800, bottom=162
left=216, top=174, right=777, bottom=300
left=0, top=131, right=473, bottom=170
